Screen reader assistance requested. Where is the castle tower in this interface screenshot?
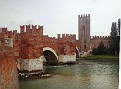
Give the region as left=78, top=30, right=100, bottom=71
left=78, top=14, right=90, bottom=52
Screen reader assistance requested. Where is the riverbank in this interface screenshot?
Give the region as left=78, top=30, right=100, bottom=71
left=81, top=55, right=119, bottom=60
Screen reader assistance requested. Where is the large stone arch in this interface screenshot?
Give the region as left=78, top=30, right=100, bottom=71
left=43, top=47, right=58, bottom=65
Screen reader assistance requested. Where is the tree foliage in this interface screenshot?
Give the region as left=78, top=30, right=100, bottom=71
left=92, top=18, right=120, bottom=56
left=92, top=41, right=107, bottom=55
left=118, top=19, right=120, bottom=35
left=109, top=19, right=120, bottom=55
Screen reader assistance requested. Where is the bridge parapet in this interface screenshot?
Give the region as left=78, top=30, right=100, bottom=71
left=57, top=34, right=76, bottom=40
left=20, top=25, right=43, bottom=36
left=0, top=27, right=7, bottom=33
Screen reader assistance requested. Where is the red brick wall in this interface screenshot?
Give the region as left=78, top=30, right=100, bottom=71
left=57, top=34, right=76, bottom=55
left=90, top=36, right=110, bottom=49
left=43, top=35, right=58, bottom=54
left=0, top=47, right=19, bottom=89
left=0, top=26, right=77, bottom=60
left=20, top=33, right=42, bottom=59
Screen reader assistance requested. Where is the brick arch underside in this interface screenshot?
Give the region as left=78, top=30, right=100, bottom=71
left=43, top=47, right=58, bottom=65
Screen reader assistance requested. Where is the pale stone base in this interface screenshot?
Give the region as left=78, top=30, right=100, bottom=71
left=19, top=57, right=43, bottom=72
left=58, top=53, right=76, bottom=63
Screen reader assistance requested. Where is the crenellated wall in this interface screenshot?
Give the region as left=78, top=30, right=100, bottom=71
left=0, top=23, right=111, bottom=66
left=20, top=25, right=43, bottom=36
left=91, top=36, right=110, bottom=39
left=90, top=36, right=110, bottom=49
left=0, top=22, right=111, bottom=76
left=57, top=34, right=76, bottom=55
left=0, top=25, right=77, bottom=73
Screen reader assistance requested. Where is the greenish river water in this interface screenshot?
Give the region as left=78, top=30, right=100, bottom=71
left=19, top=60, right=119, bottom=89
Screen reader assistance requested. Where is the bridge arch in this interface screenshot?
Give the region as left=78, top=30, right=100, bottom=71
left=43, top=47, right=58, bottom=65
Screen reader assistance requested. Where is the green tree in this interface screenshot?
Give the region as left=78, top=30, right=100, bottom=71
left=92, top=41, right=107, bottom=55
left=118, top=19, right=120, bottom=36
left=97, top=41, right=107, bottom=55
left=110, top=19, right=120, bottom=56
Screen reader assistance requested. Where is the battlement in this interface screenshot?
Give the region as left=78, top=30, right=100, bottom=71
left=0, top=27, right=18, bottom=34
left=0, top=27, right=8, bottom=33
left=20, top=25, right=43, bottom=36
left=43, top=35, right=56, bottom=41
left=78, top=14, right=90, bottom=18
left=91, top=36, right=110, bottom=39
left=13, top=30, right=17, bottom=34
left=57, top=34, right=76, bottom=40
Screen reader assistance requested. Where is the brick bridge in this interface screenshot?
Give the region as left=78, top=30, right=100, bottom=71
left=0, top=25, right=80, bottom=74
left=0, top=15, right=111, bottom=88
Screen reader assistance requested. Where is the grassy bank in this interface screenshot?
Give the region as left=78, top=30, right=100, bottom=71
left=82, top=55, right=119, bottom=60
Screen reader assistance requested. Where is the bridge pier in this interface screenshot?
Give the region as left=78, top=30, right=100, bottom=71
left=18, top=57, right=43, bottom=76
left=58, top=53, right=76, bottom=64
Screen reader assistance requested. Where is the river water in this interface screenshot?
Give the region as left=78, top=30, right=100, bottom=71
left=19, top=60, right=119, bottom=89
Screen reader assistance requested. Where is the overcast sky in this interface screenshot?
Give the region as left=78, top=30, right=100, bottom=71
left=0, top=0, right=120, bottom=38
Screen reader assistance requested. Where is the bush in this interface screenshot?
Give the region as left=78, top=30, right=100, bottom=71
left=92, top=41, right=108, bottom=55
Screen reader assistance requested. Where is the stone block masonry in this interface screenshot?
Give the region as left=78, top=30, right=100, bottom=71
left=20, top=57, right=43, bottom=73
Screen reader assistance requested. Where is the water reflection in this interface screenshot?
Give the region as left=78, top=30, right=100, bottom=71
left=90, top=64, right=119, bottom=89
left=20, top=60, right=119, bottom=89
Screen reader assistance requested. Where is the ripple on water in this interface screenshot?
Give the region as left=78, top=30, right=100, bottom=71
left=20, top=60, right=119, bottom=89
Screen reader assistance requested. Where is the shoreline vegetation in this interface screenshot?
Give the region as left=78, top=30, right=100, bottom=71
left=81, top=55, right=119, bottom=60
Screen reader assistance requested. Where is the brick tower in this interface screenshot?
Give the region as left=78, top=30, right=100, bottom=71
left=78, top=14, right=90, bottom=52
